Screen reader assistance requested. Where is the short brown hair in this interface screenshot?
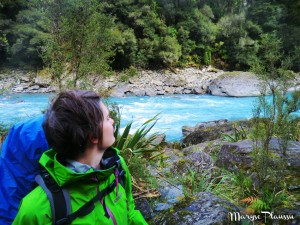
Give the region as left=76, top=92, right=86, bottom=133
left=43, top=90, right=103, bottom=159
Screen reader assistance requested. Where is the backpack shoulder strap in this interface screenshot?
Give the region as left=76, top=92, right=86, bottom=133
left=35, top=170, right=71, bottom=225
left=35, top=160, right=125, bottom=225
left=57, top=161, right=125, bottom=224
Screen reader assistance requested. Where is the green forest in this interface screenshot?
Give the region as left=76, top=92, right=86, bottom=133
left=1, top=0, right=300, bottom=76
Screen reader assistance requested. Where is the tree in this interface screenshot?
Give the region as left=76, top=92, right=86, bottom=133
left=9, top=6, right=48, bottom=68
left=42, top=0, right=121, bottom=88
left=251, top=32, right=300, bottom=155
left=248, top=1, right=284, bottom=33
left=158, top=1, right=217, bottom=66
left=217, top=13, right=261, bottom=69
left=158, top=35, right=182, bottom=66
left=0, top=33, right=8, bottom=65
left=249, top=32, right=300, bottom=213
left=0, top=0, right=29, bottom=66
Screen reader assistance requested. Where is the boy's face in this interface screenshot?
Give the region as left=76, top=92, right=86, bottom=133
left=98, top=101, right=115, bottom=151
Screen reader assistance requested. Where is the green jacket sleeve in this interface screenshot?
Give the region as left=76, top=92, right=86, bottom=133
left=12, top=188, right=51, bottom=225
left=120, top=156, right=148, bottom=225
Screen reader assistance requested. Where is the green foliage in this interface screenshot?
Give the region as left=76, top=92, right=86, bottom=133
left=221, top=123, right=248, bottom=142
left=179, top=168, right=239, bottom=200
left=158, top=36, right=182, bottom=66
left=251, top=33, right=300, bottom=154
left=41, top=0, right=121, bottom=88
left=217, top=13, right=260, bottom=69
left=110, top=103, right=161, bottom=162
left=106, top=102, right=159, bottom=192
left=240, top=189, right=289, bottom=216
left=243, top=30, right=299, bottom=218
left=248, top=1, right=283, bottom=33
left=1, top=0, right=300, bottom=71
left=114, top=115, right=160, bottom=156
left=118, top=66, right=138, bottom=82
left=2, top=1, right=48, bottom=68
left=232, top=172, right=254, bottom=197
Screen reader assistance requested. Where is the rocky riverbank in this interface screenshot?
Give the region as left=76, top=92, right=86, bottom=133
left=1, top=67, right=300, bottom=224
left=1, top=68, right=300, bottom=97
left=142, top=119, right=300, bottom=224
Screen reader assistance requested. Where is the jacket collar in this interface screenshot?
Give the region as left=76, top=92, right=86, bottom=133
left=39, top=147, right=120, bottom=186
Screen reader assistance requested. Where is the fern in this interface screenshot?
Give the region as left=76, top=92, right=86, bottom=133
left=240, top=196, right=258, bottom=204
left=241, top=195, right=268, bottom=213
left=248, top=198, right=268, bottom=211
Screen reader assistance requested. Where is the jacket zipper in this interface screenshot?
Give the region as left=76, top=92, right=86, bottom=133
left=94, top=176, right=117, bottom=225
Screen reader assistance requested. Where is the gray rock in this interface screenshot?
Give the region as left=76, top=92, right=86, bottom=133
left=135, top=198, right=154, bottom=221
left=20, top=76, right=30, bottom=82
left=131, top=88, right=146, bottom=96
left=34, top=76, right=51, bottom=87
left=27, top=85, right=40, bottom=90
left=195, top=119, right=228, bottom=129
left=192, top=87, right=205, bottom=94
left=145, top=87, right=157, bottom=96
left=215, top=140, right=253, bottom=172
left=13, top=86, right=24, bottom=92
left=208, top=72, right=262, bottom=97
left=158, top=184, right=184, bottom=204
left=215, top=138, right=300, bottom=172
left=157, top=90, right=166, bottom=95
left=164, top=86, right=174, bottom=94
left=182, top=126, right=195, bottom=139
left=150, top=192, right=241, bottom=225
left=171, top=151, right=214, bottom=175
left=110, top=83, right=130, bottom=97
left=174, top=87, right=183, bottom=94
left=182, top=120, right=235, bottom=145
left=151, top=133, right=166, bottom=146
left=183, top=88, right=192, bottom=94
left=155, top=203, right=173, bottom=211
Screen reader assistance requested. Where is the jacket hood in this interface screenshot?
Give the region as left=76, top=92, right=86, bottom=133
left=39, top=148, right=121, bottom=187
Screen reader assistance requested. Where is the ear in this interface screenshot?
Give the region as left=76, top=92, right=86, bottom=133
left=90, top=138, right=99, bottom=144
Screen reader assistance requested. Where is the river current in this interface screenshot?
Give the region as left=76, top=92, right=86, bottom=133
left=1, top=93, right=298, bottom=141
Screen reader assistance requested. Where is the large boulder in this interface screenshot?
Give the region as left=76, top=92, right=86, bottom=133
left=182, top=120, right=235, bottom=145
left=215, top=140, right=253, bottom=172
left=215, top=138, right=300, bottom=172
left=208, top=72, right=262, bottom=97
left=171, top=151, right=214, bottom=175
left=150, top=192, right=241, bottom=225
